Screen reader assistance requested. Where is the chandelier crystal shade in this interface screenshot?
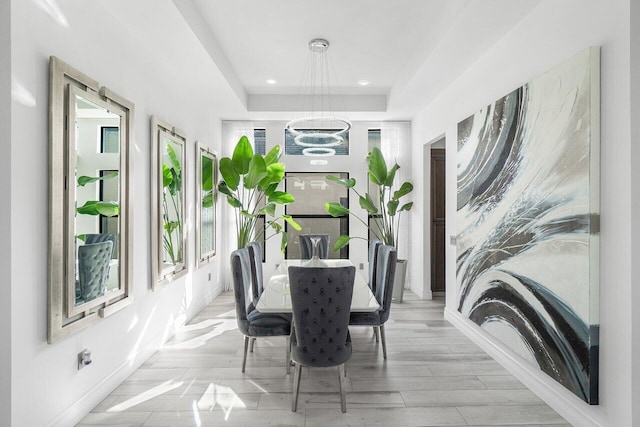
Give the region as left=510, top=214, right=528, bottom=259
left=286, top=38, right=351, bottom=156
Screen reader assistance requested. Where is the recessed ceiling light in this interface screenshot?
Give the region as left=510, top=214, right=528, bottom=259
left=358, top=80, right=370, bottom=86
left=266, top=79, right=277, bottom=85
left=310, top=159, right=328, bottom=166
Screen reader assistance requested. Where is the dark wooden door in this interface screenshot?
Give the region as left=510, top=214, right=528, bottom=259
left=431, top=149, right=446, bottom=294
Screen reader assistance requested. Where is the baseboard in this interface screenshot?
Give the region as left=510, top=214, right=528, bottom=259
left=185, top=283, right=224, bottom=322
left=48, top=332, right=162, bottom=427
left=48, top=285, right=225, bottom=427
left=444, top=308, right=602, bottom=427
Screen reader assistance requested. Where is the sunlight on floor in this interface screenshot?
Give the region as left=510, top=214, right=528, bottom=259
left=198, top=383, right=246, bottom=420
left=106, top=380, right=183, bottom=412
left=161, top=318, right=237, bottom=350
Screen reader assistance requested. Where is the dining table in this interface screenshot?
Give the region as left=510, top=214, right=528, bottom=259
left=256, top=259, right=380, bottom=313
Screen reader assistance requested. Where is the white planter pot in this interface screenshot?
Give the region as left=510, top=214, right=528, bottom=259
left=392, top=259, right=408, bottom=303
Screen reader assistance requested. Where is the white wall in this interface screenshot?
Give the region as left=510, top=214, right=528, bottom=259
left=412, top=0, right=632, bottom=425
left=1, top=0, right=11, bottom=425
left=10, top=0, right=244, bottom=425
left=630, top=1, right=640, bottom=422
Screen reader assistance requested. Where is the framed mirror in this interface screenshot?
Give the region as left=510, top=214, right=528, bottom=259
left=151, top=116, right=187, bottom=289
left=48, top=57, right=134, bottom=343
left=196, top=142, right=217, bottom=265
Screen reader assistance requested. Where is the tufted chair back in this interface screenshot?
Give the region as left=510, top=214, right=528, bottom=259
left=374, top=245, right=397, bottom=324
left=77, top=240, right=113, bottom=301
left=85, top=233, right=117, bottom=258
left=230, top=248, right=254, bottom=336
left=299, top=234, right=330, bottom=259
left=246, top=242, right=264, bottom=300
left=288, top=266, right=355, bottom=368
left=368, top=239, right=382, bottom=292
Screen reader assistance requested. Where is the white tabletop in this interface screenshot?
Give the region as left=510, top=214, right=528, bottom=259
left=256, top=259, right=380, bottom=313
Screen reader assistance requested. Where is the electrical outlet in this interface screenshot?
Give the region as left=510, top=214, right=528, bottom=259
left=359, top=263, right=364, bottom=270
left=78, top=349, right=92, bottom=370
left=208, top=273, right=211, bottom=281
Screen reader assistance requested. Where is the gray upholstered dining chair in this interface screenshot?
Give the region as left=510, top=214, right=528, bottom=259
left=349, top=244, right=397, bottom=359
left=247, top=241, right=264, bottom=353
left=299, top=234, right=330, bottom=259
left=367, top=239, right=382, bottom=342
left=77, top=240, right=113, bottom=302
left=230, top=248, right=292, bottom=373
left=85, top=233, right=117, bottom=258
left=368, top=239, right=382, bottom=293
left=288, top=265, right=356, bottom=412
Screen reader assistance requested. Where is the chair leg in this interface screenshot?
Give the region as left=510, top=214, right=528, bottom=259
left=242, top=336, right=249, bottom=373
left=373, top=326, right=380, bottom=343
left=380, top=324, right=387, bottom=359
left=292, top=364, right=302, bottom=412
left=286, top=335, right=291, bottom=375
left=250, top=337, right=256, bottom=352
left=338, top=364, right=347, bottom=413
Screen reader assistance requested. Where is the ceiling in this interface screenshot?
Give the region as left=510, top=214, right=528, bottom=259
left=173, top=0, right=541, bottom=120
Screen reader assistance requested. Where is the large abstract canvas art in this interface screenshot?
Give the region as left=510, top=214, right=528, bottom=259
left=456, top=47, right=600, bottom=404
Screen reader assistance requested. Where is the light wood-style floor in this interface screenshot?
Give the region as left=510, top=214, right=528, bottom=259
left=78, top=291, right=570, bottom=426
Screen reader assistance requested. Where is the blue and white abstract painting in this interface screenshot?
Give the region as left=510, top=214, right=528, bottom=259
left=456, top=47, right=600, bottom=404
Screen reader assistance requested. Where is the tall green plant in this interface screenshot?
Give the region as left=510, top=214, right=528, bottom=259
left=218, top=136, right=301, bottom=250
left=325, top=147, right=413, bottom=251
left=162, top=143, right=182, bottom=265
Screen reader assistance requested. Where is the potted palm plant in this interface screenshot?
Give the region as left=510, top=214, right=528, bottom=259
left=325, top=147, right=413, bottom=301
left=218, top=135, right=301, bottom=251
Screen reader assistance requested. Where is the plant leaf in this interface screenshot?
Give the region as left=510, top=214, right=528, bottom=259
left=167, top=167, right=180, bottom=196
left=166, top=143, right=181, bottom=173
left=217, top=181, right=234, bottom=198
left=260, top=202, right=276, bottom=217
left=244, top=155, right=267, bottom=189
left=387, top=200, right=399, bottom=216
left=384, top=163, right=400, bottom=187
left=162, top=164, right=173, bottom=188
left=282, top=215, right=302, bottom=230
left=202, top=157, right=214, bottom=191
left=77, top=171, right=118, bottom=187
left=325, top=202, right=350, bottom=217
left=226, top=195, right=242, bottom=208
left=76, top=200, right=119, bottom=217
left=219, top=157, right=239, bottom=191
left=76, top=234, right=86, bottom=242
left=398, top=202, right=413, bottom=212
left=367, top=147, right=387, bottom=185
left=202, top=191, right=213, bottom=208
left=264, top=182, right=279, bottom=197
left=333, top=235, right=351, bottom=250
left=281, top=232, right=288, bottom=253
left=163, top=220, right=180, bottom=233
left=270, top=221, right=283, bottom=233
left=264, top=145, right=282, bottom=165
left=268, top=191, right=294, bottom=204
left=232, top=135, right=253, bottom=174
left=259, top=163, right=285, bottom=188
left=359, top=194, right=378, bottom=214
left=240, top=209, right=256, bottom=219
left=393, top=182, right=413, bottom=199
left=326, top=175, right=356, bottom=189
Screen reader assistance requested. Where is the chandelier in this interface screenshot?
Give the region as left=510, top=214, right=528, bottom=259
left=286, top=38, right=351, bottom=156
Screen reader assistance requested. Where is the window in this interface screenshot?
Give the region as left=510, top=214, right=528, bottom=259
left=368, top=129, right=382, bottom=245
left=285, top=172, right=349, bottom=259
left=254, top=128, right=266, bottom=260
